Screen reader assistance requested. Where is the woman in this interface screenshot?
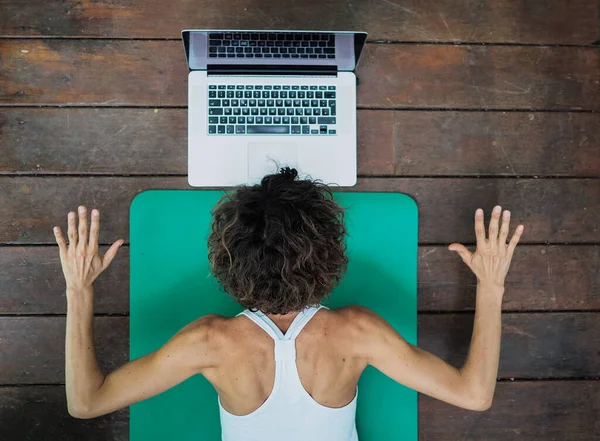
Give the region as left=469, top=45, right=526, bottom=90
left=54, top=167, right=524, bottom=441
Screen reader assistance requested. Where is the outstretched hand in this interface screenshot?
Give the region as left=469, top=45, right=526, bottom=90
left=448, top=206, right=524, bottom=289
left=54, top=206, right=124, bottom=292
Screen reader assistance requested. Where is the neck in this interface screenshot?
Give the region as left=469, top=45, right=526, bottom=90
left=265, top=310, right=300, bottom=334
left=266, top=310, right=300, bottom=321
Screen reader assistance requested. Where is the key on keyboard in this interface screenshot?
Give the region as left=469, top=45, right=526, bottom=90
left=208, top=32, right=335, bottom=59
left=207, top=84, right=337, bottom=136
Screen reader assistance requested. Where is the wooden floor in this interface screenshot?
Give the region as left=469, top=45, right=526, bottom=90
left=1, top=1, right=599, bottom=440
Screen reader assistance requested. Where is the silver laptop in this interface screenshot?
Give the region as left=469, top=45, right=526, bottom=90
left=182, top=30, right=368, bottom=187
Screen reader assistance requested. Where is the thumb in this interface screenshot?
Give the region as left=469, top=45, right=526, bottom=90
left=448, top=243, right=472, bottom=265
left=102, top=239, right=124, bottom=270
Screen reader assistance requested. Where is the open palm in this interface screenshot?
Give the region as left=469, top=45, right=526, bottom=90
left=53, top=206, right=124, bottom=291
left=448, top=206, right=524, bottom=288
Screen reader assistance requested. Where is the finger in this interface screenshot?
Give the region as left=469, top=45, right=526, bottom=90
left=489, top=205, right=501, bottom=252
left=102, top=239, right=124, bottom=270
left=67, top=211, right=77, bottom=251
left=89, top=209, right=100, bottom=254
left=498, top=210, right=511, bottom=250
left=53, top=226, right=68, bottom=257
left=507, top=225, right=524, bottom=258
left=474, top=208, right=486, bottom=246
left=448, top=243, right=472, bottom=266
left=77, top=206, right=88, bottom=250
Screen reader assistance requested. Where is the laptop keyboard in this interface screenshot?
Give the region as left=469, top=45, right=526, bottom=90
left=208, top=32, right=336, bottom=59
left=207, top=85, right=337, bottom=136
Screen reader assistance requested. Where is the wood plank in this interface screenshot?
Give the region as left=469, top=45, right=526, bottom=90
left=0, top=108, right=188, bottom=175
left=3, top=109, right=600, bottom=177
left=357, top=110, right=395, bottom=175
left=358, top=45, right=600, bottom=110
left=2, top=40, right=599, bottom=109
left=418, top=245, right=600, bottom=312
left=0, top=386, right=128, bottom=441
left=393, top=111, right=600, bottom=177
left=0, top=317, right=129, bottom=384
left=1, top=245, right=597, bottom=314
left=418, top=313, right=600, bottom=379
left=420, top=380, right=599, bottom=441
left=0, top=40, right=187, bottom=106
left=1, top=177, right=598, bottom=244
left=0, top=246, right=129, bottom=314
left=0, top=0, right=597, bottom=44
left=1, top=314, right=597, bottom=384
left=2, top=381, right=598, bottom=440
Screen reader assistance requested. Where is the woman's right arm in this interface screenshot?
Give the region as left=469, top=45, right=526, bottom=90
left=67, top=310, right=220, bottom=419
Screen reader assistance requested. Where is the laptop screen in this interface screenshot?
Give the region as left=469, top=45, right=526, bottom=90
left=182, top=30, right=367, bottom=72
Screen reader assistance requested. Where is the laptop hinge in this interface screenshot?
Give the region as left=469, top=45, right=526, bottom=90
left=206, top=64, right=337, bottom=76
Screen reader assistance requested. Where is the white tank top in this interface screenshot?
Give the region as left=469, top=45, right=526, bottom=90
left=219, top=304, right=359, bottom=441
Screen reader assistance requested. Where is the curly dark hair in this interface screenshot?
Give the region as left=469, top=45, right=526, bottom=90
left=207, top=167, right=349, bottom=315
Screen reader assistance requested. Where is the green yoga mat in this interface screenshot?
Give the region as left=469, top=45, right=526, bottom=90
left=130, top=190, right=418, bottom=441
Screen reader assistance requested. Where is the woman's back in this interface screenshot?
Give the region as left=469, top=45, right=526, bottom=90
left=204, top=305, right=366, bottom=417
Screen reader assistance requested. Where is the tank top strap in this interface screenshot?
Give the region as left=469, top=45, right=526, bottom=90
left=237, top=309, right=284, bottom=340
left=284, top=304, right=328, bottom=340
left=236, top=304, right=328, bottom=341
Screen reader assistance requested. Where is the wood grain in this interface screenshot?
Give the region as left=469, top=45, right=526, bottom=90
left=0, top=40, right=187, bottom=106
left=0, top=246, right=129, bottom=314
left=0, top=0, right=597, bottom=44
left=0, top=317, right=128, bottom=384
left=0, top=386, right=128, bottom=441
left=393, top=111, right=600, bottom=177
left=1, top=314, right=598, bottom=384
left=0, top=108, right=189, bottom=175
left=2, top=109, right=599, bottom=177
left=418, top=245, right=600, bottom=312
left=1, top=245, right=597, bottom=314
left=358, top=45, right=600, bottom=110
left=2, top=40, right=599, bottom=109
left=418, top=313, right=600, bottom=379
left=420, top=380, right=599, bottom=441
left=1, top=177, right=598, bottom=245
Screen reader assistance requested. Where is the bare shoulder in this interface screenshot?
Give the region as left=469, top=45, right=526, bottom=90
left=178, top=313, right=223, bottom=332
left=335, top=304, right=384, bottom=329
left=324, top=304, right=386, bottom=341
left=333, top=305, right=401, bottom=356
left=170, top=314, right=229, bottom=349
left=159, top=314, right=231, bottom=370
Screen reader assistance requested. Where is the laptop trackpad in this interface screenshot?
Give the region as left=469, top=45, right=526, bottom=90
left=247, top=142, right=298, bottom=179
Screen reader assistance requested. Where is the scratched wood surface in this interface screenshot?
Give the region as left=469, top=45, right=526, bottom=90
left=1, top=41, right=599, bottom=109
left=2, top=109, right=599, bottom=176
left=0, top=0, right=598, bottom=44
left=0, top=0, right=598, bottom=439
